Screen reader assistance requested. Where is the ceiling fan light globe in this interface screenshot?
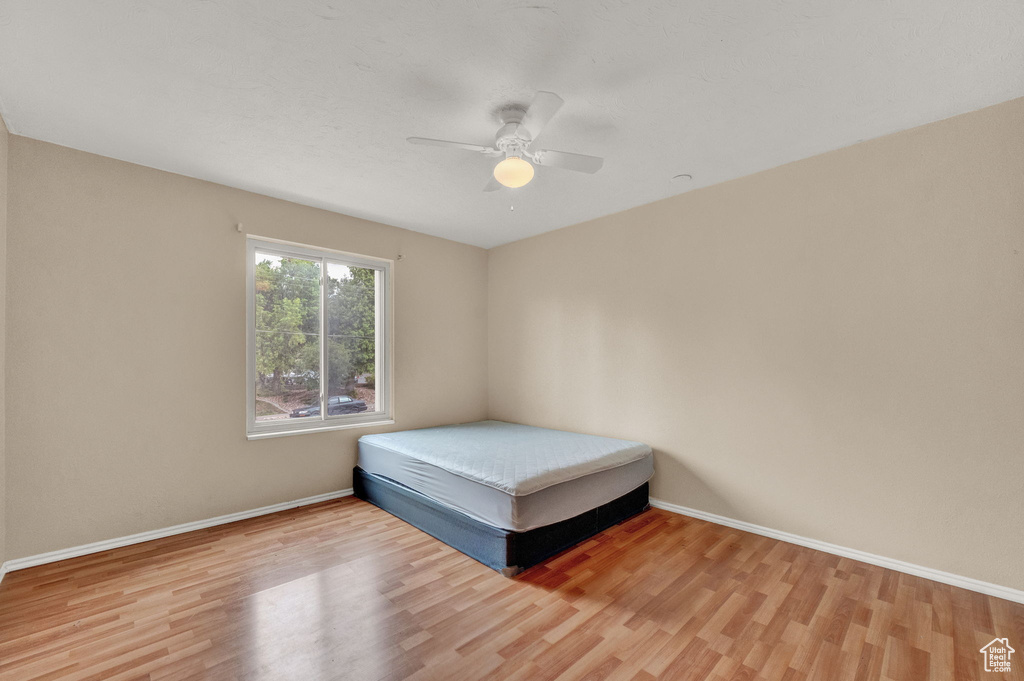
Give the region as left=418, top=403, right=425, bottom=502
left=493, top=156, right=534, bottom=188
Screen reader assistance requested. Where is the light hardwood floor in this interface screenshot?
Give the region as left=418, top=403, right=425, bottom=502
left=0, top=498, right=1021, bottom=680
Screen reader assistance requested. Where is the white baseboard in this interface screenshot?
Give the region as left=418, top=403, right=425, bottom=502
left=0, top=488, right=353, bottom=582
left=649, top=498, right=1024, bottom=605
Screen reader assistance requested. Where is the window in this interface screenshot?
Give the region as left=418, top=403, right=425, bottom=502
left=246, top=237, right=392, bottom=438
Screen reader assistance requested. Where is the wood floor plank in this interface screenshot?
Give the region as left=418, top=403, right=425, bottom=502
left=1, top=500, right=1021, bottom=680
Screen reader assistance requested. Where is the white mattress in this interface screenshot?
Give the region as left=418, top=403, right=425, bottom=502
left=357, top=420, right=653, bottom=531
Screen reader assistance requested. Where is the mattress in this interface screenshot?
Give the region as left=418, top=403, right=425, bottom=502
left=357, top=420, right=653, bottom=531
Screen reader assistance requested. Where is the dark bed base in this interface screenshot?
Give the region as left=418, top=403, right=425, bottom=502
left=353, top=467, right=649, bottom=576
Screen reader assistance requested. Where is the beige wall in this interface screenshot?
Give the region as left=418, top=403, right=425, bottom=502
left=0, top=111, right=8, bottom=567
left=5, top=138, right=488, bottom=559
left=488, top=98, right=1024, bottom=590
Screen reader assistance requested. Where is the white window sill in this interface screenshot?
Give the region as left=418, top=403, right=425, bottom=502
left=247, top=418, right=395, bottom=440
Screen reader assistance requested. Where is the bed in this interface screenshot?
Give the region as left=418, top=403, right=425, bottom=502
left=354, top=420, right=653, bottom=576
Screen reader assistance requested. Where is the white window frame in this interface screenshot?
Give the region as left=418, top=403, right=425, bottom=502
left=246, top=236, right=393, bottom=439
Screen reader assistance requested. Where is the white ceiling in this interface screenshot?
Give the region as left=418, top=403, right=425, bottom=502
left=0, top=1, right=1021, bottom=248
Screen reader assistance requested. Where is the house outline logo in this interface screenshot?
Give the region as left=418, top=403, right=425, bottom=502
left=980, top=638, right=1014, bottom=673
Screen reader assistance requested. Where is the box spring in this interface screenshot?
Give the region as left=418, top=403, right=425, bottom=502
left=353, top=467, right=649, bottom=576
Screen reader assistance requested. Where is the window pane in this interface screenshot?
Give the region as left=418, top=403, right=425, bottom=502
left=326, top=263, right=376, bottom=413
left=254, top=253, right=321, bottom=422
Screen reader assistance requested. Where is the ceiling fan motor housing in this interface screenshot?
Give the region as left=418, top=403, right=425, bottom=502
left=495, top=122, right=532, bottom=159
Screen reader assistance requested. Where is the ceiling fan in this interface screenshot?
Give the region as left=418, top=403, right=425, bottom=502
left=407, top=91, right=604, bottom=191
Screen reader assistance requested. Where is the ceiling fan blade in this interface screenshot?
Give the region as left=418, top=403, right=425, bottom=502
left=483, top=176, right=503, bottom=192
left=532, top=149, right=604, bottom=174
left=520, top=91, right=564, bottom=140
left=407, top=137, right=498, bottom=155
